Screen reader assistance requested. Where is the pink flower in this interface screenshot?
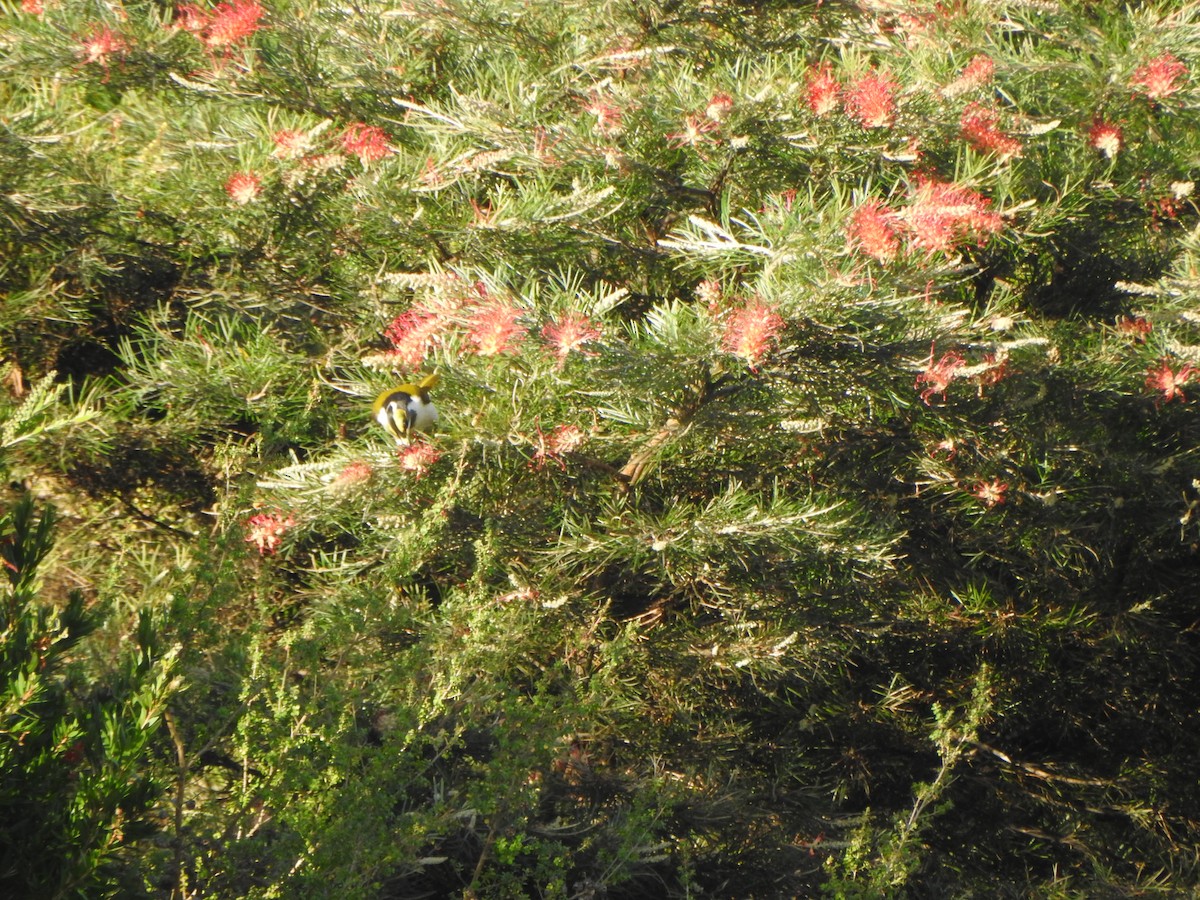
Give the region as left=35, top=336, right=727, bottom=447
left=1131, top=53, right=1187, bottom=101
left=722, top=300, right=785, bottom=367
left=225, top=171, right=261, bottom=204
left=542, top=313, right=602, bottom=365
left=204, top=0, right=263, bottom=48
left=972, top=479, right=1008, bottom=508
left=706, top=92, right=734, bottom=122
left=175, top=4, right=210, bottom=35
left=333, top=460, right=373, bottom=487
left=844, top=70, right=898, bottom=129
left=942, top=54, right=994, bottom=97
left=79, top=26, right=127, bottom=68
left=384, top=308, right=444, bottom=368
left=1088, top=120, right=1123, bottom=158
left=271, top=129, right=310, bottom=159
left=915, top=342, right=966, bottom=404
left=1116, top=315, right=1151, bottom=341
left=1146, top=358, right=1196, bottom=403
left=902, top=177, right=1004, bottom=255
left=667, top=114, right=719, bottom=148
left=583, top=94, right=625, bottom=136
left=245, top=511, right=295, bottom=555
left=804, top=62, right=841, bottom=117
left=960, top=103, right=1022, bottom=158
left=531, top=423, right=587, bottom=469
left=468, top=304, right=526, bottom=356
left=848, top=199, right=901, bottom=262
left=695, top=279, right=724, bottom=313
left=177, top=0, right=263, bottom=49
left=977, top=352, right=1009, bottom=390
left=341, top=123, right=393, bottom=165
left=930, top=439, right=957, bottom=460
left=399, top=442, right=441, bottom=477
left=21, top=0, right=45, bottom=15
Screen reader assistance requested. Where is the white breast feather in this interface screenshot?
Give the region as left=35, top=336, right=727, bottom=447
left=408, top=396, right=438, bottom=432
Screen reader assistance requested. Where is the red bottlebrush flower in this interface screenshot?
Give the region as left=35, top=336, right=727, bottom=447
left=225, top=171, right=262, bottom=204
left=271, top=128, right=310, bottom=159
left=942, top=54, right=994, bottom=97
left=384, top=308, right=444, bottom=368
left=1088, top=120, right=1123, bottom=158
left=496, top=585, right=539, bottom=606
left=848, top=199, right=901, bottom=262
left=21, top=0, right=45, bottom=14
left=706, top=92, right=734, bottom=122
left=542, top=313, right=602, bottom=364
left=177, top=1, right=262, bottom=49
left=930, top=438, right=957, bottom=460
left=666, top=114, right=719, bottom=149
left=722, top=299, right=785, bottom=367
left=174, top=4, right=210, bottom=35
left=244, top=511, right=294, bottom=555
left=341, top=123, right=393, bottom=165
left=1131, top=53, right=1188, bottom=100
left=332, top=460, right=373, bottom=487
left=62, top=739, right=85, bottom=768
left=531, top=423, right=587, bottom=469
left=977, top=352, right=1010, bottom=390
left=915, top=342, right=966, bottom=404
left=901, top=177, right=1004, bottom=255
left=804, top=62, right=841, bottom=117
left=1149, top=193, right=1183, bottom=229
left=972, top=478, right=1008, bottom=508
left=844, top=69, right=898, bottom=129
left=583, top=95, right=625, bottom=136
left=399, top=442, right=441, bottom=477
left=203, top=0, right=263, bottom=49
left=1145, top=358, right=1196, bottom=403
left=1116, top=315, right=1152, bottom=341
left=468, top=304, right=526, bottom=356
left=960, top=103, right=1022, bottom=158
left=79, top=26, right=127, bottom=67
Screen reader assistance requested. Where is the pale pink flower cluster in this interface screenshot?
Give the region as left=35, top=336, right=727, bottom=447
left=721, top=300, right=785, bottom=368
left=176, top=0, right=264, bottom=51
left=399, top=443, right=441, bottom=477
left=1145, top=358, right=1196, bottom=403
left=245, top=511, right=294, bottom=555
left=915, top=342, right=966, bottom=405
left=960, top=103, right=1022, bottom=158
left=1131, top=53, right=1187, bottom=101
left=848, top=178, right=1004, bottom=260
left=542, top=314, right=603, bottom=366
left=225, top=172, right=261, bottom=204
left=531, top=423, right=587, bottom=469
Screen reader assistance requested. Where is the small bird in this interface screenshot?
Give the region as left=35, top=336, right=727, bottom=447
left=372, top=373, right=440, bottom=443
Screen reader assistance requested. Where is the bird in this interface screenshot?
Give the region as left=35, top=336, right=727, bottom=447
left=372, top=373, right=440, bottom=443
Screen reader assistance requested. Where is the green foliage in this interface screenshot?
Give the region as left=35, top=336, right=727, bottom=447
left=0, top=495, right=179, bottom=897
left=3, top=0, right=1200, bottom=895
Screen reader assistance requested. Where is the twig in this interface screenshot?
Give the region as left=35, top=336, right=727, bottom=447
left=164, top=709, right=190, bottom=900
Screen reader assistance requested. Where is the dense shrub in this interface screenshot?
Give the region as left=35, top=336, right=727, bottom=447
left=2, top=0, right=1200, bottom=895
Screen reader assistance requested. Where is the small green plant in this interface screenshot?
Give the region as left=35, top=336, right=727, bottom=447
left=0, top=495, right=179, bottom=898
left=824, top=667, right=994, bottom=899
